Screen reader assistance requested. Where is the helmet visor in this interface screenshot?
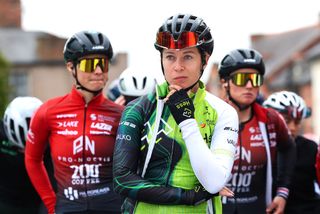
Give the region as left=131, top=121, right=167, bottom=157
left=230, top=73, right=263, bottom=87
left=78, top=58, right=108, bottom=73
left=156, top=31, right=199, bottom=49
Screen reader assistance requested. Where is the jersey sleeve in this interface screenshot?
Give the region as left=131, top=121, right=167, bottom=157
left=25, top=104, right=56, bottom=214
left=179, top=103, right=238, bottom=194
left=269, top=109, right=296, bottom=197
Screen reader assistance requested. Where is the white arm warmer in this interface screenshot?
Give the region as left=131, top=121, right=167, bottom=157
left=179, top=109, right=238, bottom=194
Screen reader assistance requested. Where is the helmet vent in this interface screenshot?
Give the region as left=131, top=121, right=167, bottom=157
left=85, top=33, right=96, bottom=45
left=238, top=49, right=251, bottom=59
left=19, top=125, right=26, bottom=146
left=9, top=119, right=18, bottom=143
left=142, top=77, right=147, bottom=89
left=133, top=77, right=138, bottom=89
left=26, top=117, right=31, bottom=130
left=98, top=33, right=104, bottom=45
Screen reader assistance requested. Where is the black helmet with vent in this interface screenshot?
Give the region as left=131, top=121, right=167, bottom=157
left=63, top=30, right=113, bottom=62
left=218, top=48, right=265, bottom=80
left=154, top=14, right=213, bottom=55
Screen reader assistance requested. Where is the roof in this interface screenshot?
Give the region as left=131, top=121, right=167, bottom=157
left=251, top=24, right=320, bottom=78
left=0, top=28, right=65, bottom=64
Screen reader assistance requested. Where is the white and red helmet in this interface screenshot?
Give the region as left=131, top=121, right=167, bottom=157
left=263, top=91, right=311, bottom=120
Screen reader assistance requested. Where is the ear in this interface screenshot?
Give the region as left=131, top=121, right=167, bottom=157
left=202, top=53, right=210, bottom=69
left=66, top=62, right=74, bottom=72
left=220, top=78, right=228, bottom=89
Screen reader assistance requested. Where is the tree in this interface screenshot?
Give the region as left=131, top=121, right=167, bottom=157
left=0, top=53, right=10, bottom=117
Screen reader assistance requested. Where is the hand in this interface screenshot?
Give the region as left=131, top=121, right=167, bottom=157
left=114, top=95, right=126, bottom=106
left=181, top=185, right=216, bottom=206
left=166, top=87, right=195, bottom=125
left=266, top=196, right=286, bottom=214
left=219, top=186, right=234, bottom=197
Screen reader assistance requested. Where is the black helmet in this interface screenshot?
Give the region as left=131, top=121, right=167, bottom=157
left=63, top=30, right=113, bottom=62
left=154, top=14, right=214, bottom=55
left=218, top=48, right=265, bottom=80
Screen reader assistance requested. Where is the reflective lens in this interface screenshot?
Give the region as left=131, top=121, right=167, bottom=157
left=230, top=73, right=263, bottom=87
left=78, top=58, right=108, bottom=73
left=156, top=31, right=200, bottom=49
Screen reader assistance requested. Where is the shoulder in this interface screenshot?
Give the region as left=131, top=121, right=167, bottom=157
left=101, top=98, right=125, bottom=113
left=262, top=106, right=286, bottom=125
left=204, top=91, right=238, bottom=116
left=296, top=135, right=318, bottom=149
left=36, top=95, right=68, bottom=113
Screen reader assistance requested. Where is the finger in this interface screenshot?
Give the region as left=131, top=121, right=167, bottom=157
left=169, top=85, right=182, bottom=91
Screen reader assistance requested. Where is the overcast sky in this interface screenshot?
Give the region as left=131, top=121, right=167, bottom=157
left=21, top=0, right=319, bottom=78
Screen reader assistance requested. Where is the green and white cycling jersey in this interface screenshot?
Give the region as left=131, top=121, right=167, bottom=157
left=113, top=81, right=239, bottom=214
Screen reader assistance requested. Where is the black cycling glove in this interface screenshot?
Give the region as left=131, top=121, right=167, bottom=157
left=167, top=89, right=195, bottom=125
left=181, top=185, right=216, bottom=205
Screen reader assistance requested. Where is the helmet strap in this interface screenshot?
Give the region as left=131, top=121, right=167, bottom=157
left=73, top=64, right=102, bottom=96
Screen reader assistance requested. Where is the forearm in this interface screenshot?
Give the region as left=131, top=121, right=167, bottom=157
left=276, top=138, right=296, bottom=198
left=179, top=119, right=237, bottom=194
left=25, top=154, right=56, bottom=213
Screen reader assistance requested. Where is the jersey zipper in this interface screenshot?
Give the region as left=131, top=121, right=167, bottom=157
left=83, top=103, right=89, bottom=208
left=234, top=123, right=244, bottom=211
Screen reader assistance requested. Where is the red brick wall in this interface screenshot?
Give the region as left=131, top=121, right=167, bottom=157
left=0, top=0, right=21, bottom=28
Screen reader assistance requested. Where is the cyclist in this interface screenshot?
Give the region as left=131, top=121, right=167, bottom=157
left=115, top=66, right=157, bottom=105
left=25, top=31, right=124, bottom=214
left=263, top=91, right=320, bottom=214
left=218, top=48, right=296, bottom=214
left=0, top=96, right=45, bottom=214
left=113, top=13, right=239, bottom=214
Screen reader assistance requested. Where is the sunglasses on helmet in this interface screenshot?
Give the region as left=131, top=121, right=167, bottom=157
left=78, top=58, right=108, bottom=73
left=230, top=73, right=263, bottom=87
left=156, top=31, right=202, bottom=50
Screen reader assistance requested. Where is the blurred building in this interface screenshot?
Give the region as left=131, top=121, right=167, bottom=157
left=206, top=16, right=320, bottom=139
left=0, top=0, right=127, bottom=102
left=251, top=19, right=320, bottom=139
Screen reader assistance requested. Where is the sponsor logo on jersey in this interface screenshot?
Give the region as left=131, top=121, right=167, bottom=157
left=227, top=138, right=237, bottom=146
left=224, top=126, right=238, bottom=133
left=90, top=114, right=97, bottom=121
left=235, top=147, right=251, bottom=163
left=90, top=122, right=112, bottom=131
left=141, top=119, right=173, bottom=143
left=119, top=121, right=136, bottom=129
left=90, top=113, right=116, bottom=122
left=199, top=121, right=206, bottom=128
left=57, top=156, right=111, bottom=163
left=57, top=129, right=78, bottom=136
left=116, top=134, right=132, bottom=141
left=89, top=130, right=110, bottom=135
left=250, top=134, right=262, bottom=141
left=57, top=121, right=79, bottom=128
left=70, top=163, right=101, bottom=185
left=56, top=113, right=77, bottom=119
left=64, top=187, right=79, bottom=200
left=73, top=136, right=95, bottom=155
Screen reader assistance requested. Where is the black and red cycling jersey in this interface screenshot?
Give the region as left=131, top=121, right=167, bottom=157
left=222, top=102, right=296, bottom=213
left=25, top=87, right=124, bottom=214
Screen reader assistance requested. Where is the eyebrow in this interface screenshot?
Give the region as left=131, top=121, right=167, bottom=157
left=164, top=49, right=197, bottom=55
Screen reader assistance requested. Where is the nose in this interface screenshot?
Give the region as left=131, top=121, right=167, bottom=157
left=93, top=66, right=103, bottom=74
left=173, top=58, right=184, bottom=71
left=244, top=79, right=253, bottom=88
